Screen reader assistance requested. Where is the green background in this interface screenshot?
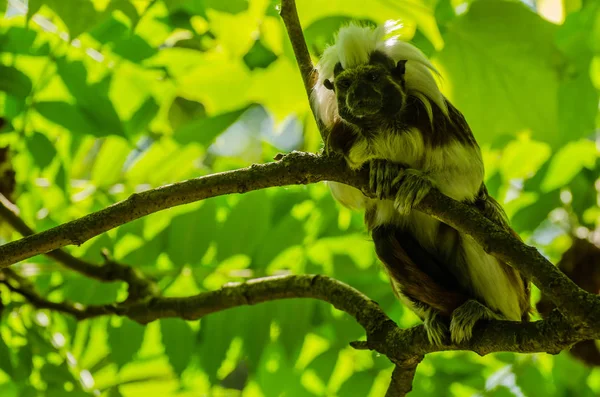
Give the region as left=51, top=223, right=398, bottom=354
left=0, top=0, right=599, bottom=395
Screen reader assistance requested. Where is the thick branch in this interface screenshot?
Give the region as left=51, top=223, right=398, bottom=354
left=1, top=153, right=598, bottom=326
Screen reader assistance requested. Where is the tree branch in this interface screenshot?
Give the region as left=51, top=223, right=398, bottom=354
left=1, top=153, right=597, bottom=326
left=0, top=194, right=158, bottom=300
left=7, top=273, right=597, bottom=360
left=386, top=358, right=422, bottom=397
left=279, top=0, right=317, bottom=112
left=0, top=268, right=117, bottom=319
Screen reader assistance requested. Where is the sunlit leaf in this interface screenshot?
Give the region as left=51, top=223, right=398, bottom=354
left=541, top=139, right=597, bottom=192
left=173, top=105, right=252, bottom=146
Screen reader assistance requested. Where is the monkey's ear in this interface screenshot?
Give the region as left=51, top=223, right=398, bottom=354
left=395, top=60, right=407, bottom=76
left=323, top=79, right=335, bottom=91
left=333, top=62, right=344, bottom=76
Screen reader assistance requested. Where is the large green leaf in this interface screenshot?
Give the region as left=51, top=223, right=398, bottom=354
left=166, top=200, right=217, bottom=268
left=0, top=65, right=32, bottom=98
left=160, top=318, right=195, bottom=376
left=173, top=105, right=252, bottom=146
left=107, top=318, right=145, bottom=369
left=34, top=101, right=114, bottom=137
left=541, top=139, right=597, bottom=192
left=435, top=1, right=569, bottom=147
left=216, top=190, right=272, bottom=262
left=26, top=132, right=56, bottom=170
left=0, top=333, right=13, bottom=376
left=43, top=0, right=100, bottom=38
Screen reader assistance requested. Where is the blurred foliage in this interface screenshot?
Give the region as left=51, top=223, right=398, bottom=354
left=0, top=0, right=599, bottom=395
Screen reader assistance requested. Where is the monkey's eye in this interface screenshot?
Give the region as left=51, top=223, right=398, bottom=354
left=336, top=79, right=351, bottom=89
left=369, top=72, right=379, bottom=82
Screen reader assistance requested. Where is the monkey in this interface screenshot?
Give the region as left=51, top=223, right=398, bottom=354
left=311, top=23, right=531, bottom=345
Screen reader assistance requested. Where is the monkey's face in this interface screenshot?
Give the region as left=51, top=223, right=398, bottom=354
left=324, top=52, right=407, bottom=123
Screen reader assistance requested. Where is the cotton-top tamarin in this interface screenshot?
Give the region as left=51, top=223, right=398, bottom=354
left=312, top=22, right=531, bottom=344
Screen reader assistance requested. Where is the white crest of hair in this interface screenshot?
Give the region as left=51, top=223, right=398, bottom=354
left=312, top=21, right=447, bottom=128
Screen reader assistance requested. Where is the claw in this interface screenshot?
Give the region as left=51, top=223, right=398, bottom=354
left=393, top=169, right=433, bottom=215
left=424, top=310, right=448, bottom=346
left=449, top=300, right=500, bottom=344
left=368, top=160, right=405, bottom=201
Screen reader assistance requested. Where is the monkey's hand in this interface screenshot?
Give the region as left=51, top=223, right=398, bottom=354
left=369, top=159, right=405, bottom=200
left=369, top=161, right=434, bottom=215
left=393, top=168, right=434, bottom=216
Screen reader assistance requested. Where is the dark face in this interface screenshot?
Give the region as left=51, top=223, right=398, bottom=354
left=325, top=52, right=407, bottom=124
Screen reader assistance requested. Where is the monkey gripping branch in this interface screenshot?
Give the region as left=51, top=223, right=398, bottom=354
left=0, top=1, right=599, bottom=396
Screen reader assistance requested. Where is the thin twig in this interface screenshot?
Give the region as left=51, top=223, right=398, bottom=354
left=0, top=268, right=116, bottom=319
left=0, top=194, right=158, bottom=299
left=279, top=0, right=318, bottom=113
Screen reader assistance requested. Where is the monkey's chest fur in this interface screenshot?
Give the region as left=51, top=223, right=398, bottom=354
left=335, top=127, right=526, bottom=322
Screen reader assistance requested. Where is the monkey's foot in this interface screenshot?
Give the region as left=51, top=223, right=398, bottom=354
left=423, top=310, right=448, bottom=346
left=369, top=159, right=405, bottom=200
left=393, top=169, right=433, bottom=215
left=449, top=300, right=500, bottom=344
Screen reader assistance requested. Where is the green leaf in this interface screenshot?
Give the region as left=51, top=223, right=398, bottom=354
left=34, top=101, right=108, bottom=137
left=63, top=274, right=121, bottom=305
left=500, top=138, right=552, bottom=181
left=166, top=200, right=217, bottom=267
left=39, top=362, right=76, bottom=387
left=276, top=300, right=313, bottom=361
left=198, top=309, right=241, bottom=383
left=55, top=59, right=125, bottom=136
left=253, top=214, right=305, bottom=268
left=435, top=0, right=568, bottom=147
left=239, top=304, right=272, bottom=370
left=307, top=349, right=339, bottom=385
left=89, top=17, right=129, bottom=45
left=511, top=191, right=561, bottom=234
left=0, top=27, right=51, bottom=56
left=108, top=318, right=145, bottom=369
left=90, top=137, right=131, bottom=187
left=26, top=132, right=56, bottom=170
left=13, top=345, right=32, bottom=381
left=0, top=334, right=14, bottom=376
left=126, top=96, right=159, bottom=138
left=44, top=0, right=100, bottom=38
left=0, top=65, right=32, bottom=98
left=160, top=318, right=195, bottom=376
left=541, top=139, right=597, bottom=192
left=111, top=35, right=157, bottom=63
left=168, top=97, right=206, bottom=131
left=173, top=105, right=251, bottom=146
left=216, top=190, right=271, bottom=262
left=243, top=39, right=278, bottom=70
left=513, top=360, right=554, bottom=397
left=338, top=371, right=376, bottom=397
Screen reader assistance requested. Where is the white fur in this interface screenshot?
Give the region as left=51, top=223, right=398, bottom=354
left=460, top=236, right=522, bottom=321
